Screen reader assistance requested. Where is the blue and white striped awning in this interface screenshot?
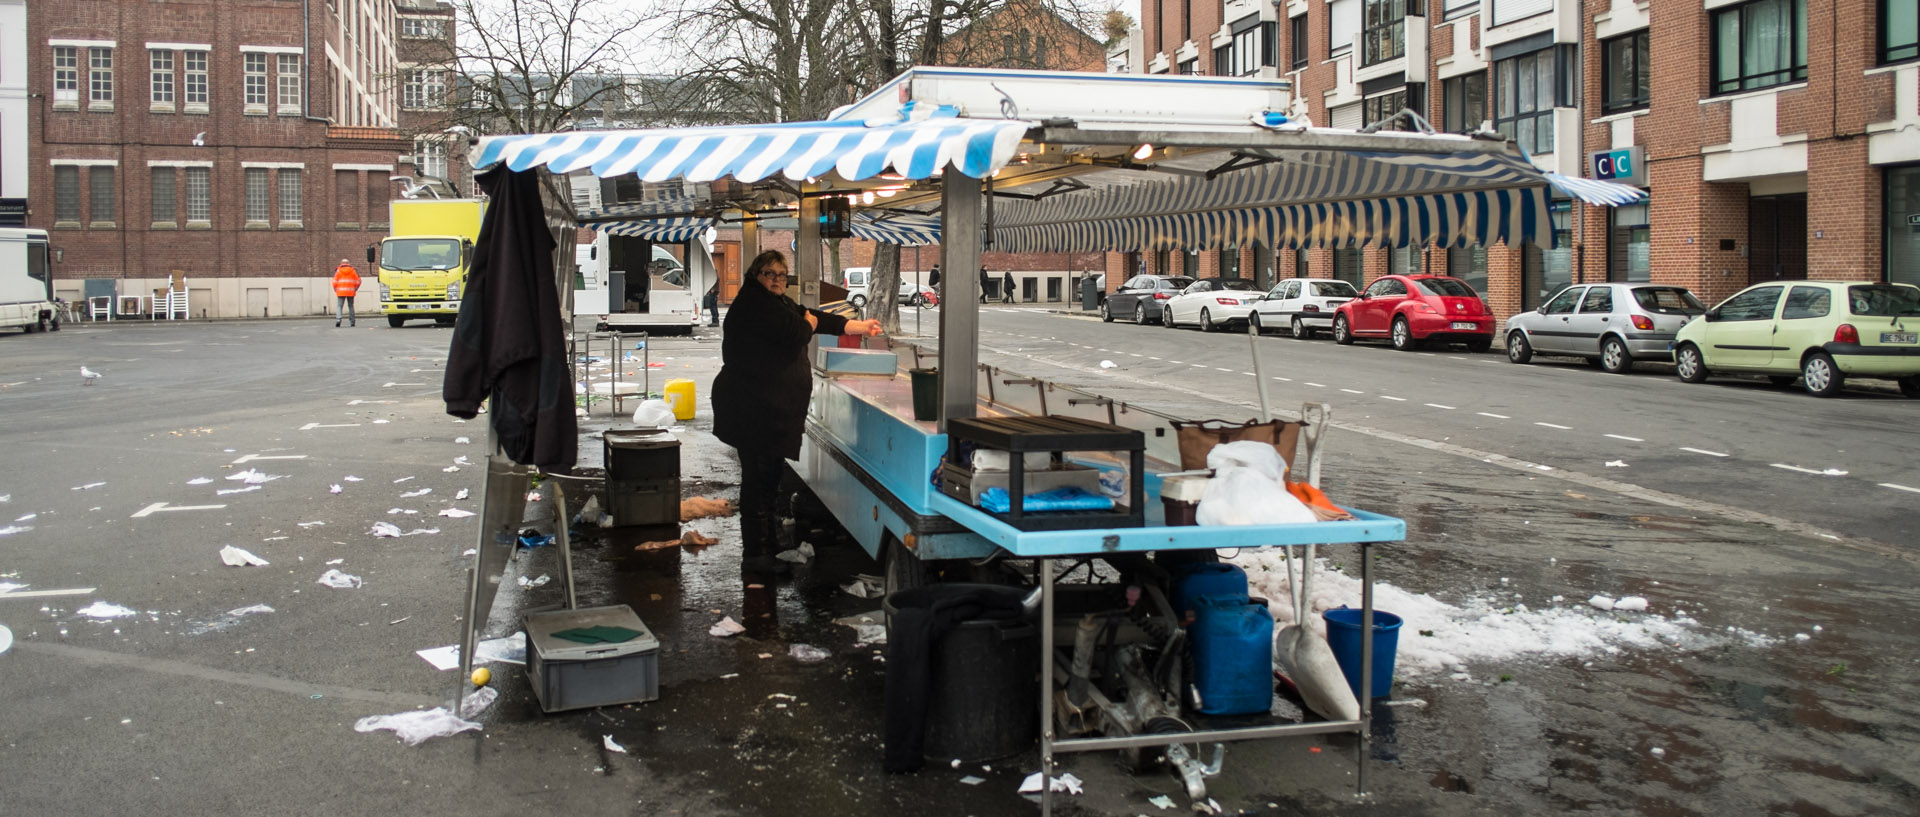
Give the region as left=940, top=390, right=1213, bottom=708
left=593, top=211, right=941, bottom=247
left=597, top=218, right=711, bottom=243
left=473, top=108, right=1031, bottom=183
left=1545, top=172, right=1647, bottom=206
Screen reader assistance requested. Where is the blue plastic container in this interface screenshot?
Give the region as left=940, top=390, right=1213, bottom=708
left=1189, top=594, right=1275, bottom=715
left=1171, top=563, right=1248, bottom=622
left=1321, top=607, right=1404, bottom=699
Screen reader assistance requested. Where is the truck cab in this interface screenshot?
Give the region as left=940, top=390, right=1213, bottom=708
left=377, top=199, right=485, bottom=327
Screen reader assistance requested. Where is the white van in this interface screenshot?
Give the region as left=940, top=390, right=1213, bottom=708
left=0, top=228, right=58, bottom=333
left=843, top=267, right=937, bottom=309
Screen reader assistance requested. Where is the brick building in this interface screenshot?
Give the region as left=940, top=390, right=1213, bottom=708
left=30, top=0, right=411, bottom=318
left=1110, top=0, right=1920, bottom=327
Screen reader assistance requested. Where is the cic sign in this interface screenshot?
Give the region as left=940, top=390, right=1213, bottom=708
left=1588, top=146, right=1646, bottom=187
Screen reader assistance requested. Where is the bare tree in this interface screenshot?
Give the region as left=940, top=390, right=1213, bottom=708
left=442, top=0, right=651, bottom=136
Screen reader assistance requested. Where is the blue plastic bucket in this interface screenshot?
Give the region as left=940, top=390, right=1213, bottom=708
left=1321, top=607, right=1403, bottom=699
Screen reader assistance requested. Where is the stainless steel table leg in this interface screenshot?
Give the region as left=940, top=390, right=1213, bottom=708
left=1359, top=541, right=1373, bottom=794
left=1040, top=557, right=1055, bottom=816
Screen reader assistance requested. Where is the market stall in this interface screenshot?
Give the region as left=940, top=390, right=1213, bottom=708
left=466, top=65, right=1644, bottom=813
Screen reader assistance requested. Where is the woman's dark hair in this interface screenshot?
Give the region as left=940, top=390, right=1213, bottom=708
left=745, top=250, right=788, bottom=287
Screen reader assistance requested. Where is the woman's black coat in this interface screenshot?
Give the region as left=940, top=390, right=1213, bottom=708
left=711, top=279, right=849, bottom=460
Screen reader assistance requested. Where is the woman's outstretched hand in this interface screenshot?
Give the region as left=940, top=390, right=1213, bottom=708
left=844, top=319, right=882, bottom=337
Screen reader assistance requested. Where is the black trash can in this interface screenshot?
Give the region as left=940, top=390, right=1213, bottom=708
left=884, top=584, right=1039, bottom=763
left=1080, top=275, right=1099, bottom=311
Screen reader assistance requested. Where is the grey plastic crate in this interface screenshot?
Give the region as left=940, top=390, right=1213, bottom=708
left=524, top=605, right=660, bottom=713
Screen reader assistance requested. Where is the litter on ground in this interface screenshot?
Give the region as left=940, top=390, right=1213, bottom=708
left=329, top=485, right=343, bottom=494
left=516, top=574, right=550, bottom=588
left=77, top=601, right=137, bottom=619
left=602, top=735, right=628, bottom=754
left=679, top=496, right=733, bottom=521
left=187, top=477, right=212, bottom=485
left=216, top=486, right=261, bottom=496
left=789, top=644, right=830, bottom=662
left=317, top=569, right=363, bottom=589
left=228, top=604, right=274, bottom=616
left=400, top=488, right=432, bottom=498
left=1018, top=772, right=1084, bottom=796
left=454, top=489, right=470, bottom=500
left=438, top=508, right=476, bottom=518
left=219, top=545, right=270, bottom=567
left=708, top=617, right=746, bottom=637
left=353, top=707, right=481, bottom=745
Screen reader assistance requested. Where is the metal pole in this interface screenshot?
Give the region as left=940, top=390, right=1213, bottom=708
left=554, top=480, right=577, bottom=611
left=1039, top=557, right=1056, bottom=817
left=1359, top=540, right=1373, bottom=794
left=937, top=171, right=983, bottom=429
left=796, top=184, right=822, bottom=309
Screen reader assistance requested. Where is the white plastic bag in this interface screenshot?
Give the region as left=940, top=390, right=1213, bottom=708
left=1194, top=441, right=1315, bottom=526
left=353, top=707, right=482, bottom=745
left=632, top=399, right=674, bottom=429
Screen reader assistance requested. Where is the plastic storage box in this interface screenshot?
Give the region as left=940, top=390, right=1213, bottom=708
left=524, top=605, right=660, bottom=713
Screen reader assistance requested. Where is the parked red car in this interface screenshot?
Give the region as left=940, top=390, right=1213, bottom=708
left=1331, top=274, right=1495, bottom=352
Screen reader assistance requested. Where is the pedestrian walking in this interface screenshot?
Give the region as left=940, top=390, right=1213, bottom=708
left=703, top=282, right=720, bottom=326
left=1002, top=271, right=1016, bottom=303
left=331, top=259, right=361, bottom=327
left=928, top=264, right=941, bottom=288
left=978, top=266, right=990, bottom=303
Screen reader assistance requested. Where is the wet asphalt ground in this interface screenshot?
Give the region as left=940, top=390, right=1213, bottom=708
left=0, top=313, right=1915, bottom=816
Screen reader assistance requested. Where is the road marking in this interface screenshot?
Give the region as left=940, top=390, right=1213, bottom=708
left=1425, top=403, right=1456, bottom=410
left=229, top=453, right=308, bottom=465
left=1340, top=388, right=1365, bottom=394
left=1169, top=360, right=1184, bottom=364
left=1192, top=364, right=1207, bottom=368
left=299, top=422, right=362, bottom=431
left=1535, top=422, right=1573, bottom=430
left=1214, top=367, right=1234, bottom=372
left=1476, top=412, right=1509, bottom=419
left=382, top=382, right=425, bottom=388
left=1148, top=356, right=1162, bottom=361
left=1380, top=396, right=1406, bottom=401
left=1771, top=464, right=1840, bottom=476
left=1680, top=447, right=1729, bottom=457
left=1243, top=372, right=1257, bottom=376
left=132, top=502, right=228, bottom=518
left=13, top=641, right=439, bottom=708
left=1128, top=353, right=1143, bottom=357
left=1604, top=434, right=1646, bottom=442
left=0, top=587, right=99, bottom=600
left=1305, top=382, right=1327, bottom=388
left=1272, top=376, right=1293, bottom=382
left=347, top=399, right=398, bottom=405
left=1448, top=356, right=1468, bottom=361
left=1880, top=483, right=1920, bottom=494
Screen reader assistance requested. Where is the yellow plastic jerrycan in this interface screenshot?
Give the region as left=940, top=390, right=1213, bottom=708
left=663, top=378, right=697, bottom=421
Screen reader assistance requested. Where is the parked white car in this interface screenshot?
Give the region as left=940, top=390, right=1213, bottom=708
left=1163, top=278, right=1264, bottom=331
left=843, top=267, right=938, bottom=308
left=1248, top=278, right=1359, bottom=338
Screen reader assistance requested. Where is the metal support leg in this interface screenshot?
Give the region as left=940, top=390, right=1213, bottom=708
left=1359, top=541, right=1373, bottom=794
left=554, top=480, right=577, bottom=611
left=1039, top=557, right=1056, bottom=816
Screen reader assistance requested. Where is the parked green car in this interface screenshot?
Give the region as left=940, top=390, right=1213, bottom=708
left=1671, top=281, right=1920, bottom=398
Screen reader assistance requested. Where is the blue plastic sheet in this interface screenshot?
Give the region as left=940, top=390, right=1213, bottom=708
left=977, top=486, right=1114, bottom=514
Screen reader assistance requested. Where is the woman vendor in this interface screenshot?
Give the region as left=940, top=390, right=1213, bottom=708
left=712, top=250, right=881, bottom=571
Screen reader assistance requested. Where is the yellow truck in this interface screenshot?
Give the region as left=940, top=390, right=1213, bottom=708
left=374, top=199, right=485, bottom=327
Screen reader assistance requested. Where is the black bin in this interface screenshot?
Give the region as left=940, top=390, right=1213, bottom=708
left=884, top=584, right=1039, bottom=763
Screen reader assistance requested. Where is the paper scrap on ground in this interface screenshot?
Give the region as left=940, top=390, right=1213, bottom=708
left=388, top=508, right=419, bottom=515
left=602, top=735, right=627, bottom=754
left=187, top=477, right=213, bottom=485
left=400, top=488, right=431, bottom=498
left=680, top=496, right=733, bottom=522
left=1018, top=772, right=1084, bottom=795
left=0, top=525, right=31, bottom=536
left=1236, top=552, right=1773, bottom=681
left=217, top=485, right=261, bottom=496
left=317, top=569, right=363, bottom=589
left=370, top=521, right=438, bottom=537
left=454, top=456, right=471, bottom=466
left=77, top=601, right=137, bottom=619
left=833, top=612, right=887, bottom=646
left=0, top=624, right=11, bottom=656
left=0, top=581, right=27, bottom=593
left=344, top=476, right=363, bottom=482
left=636, top=530, right=718, bottom=551
left=517, top=574, right=550, bottom=588
left=393, top=477, right=415, bottom=484
left=443, top=466, right=460, bottom=473
left=219, top=545, right=270, bottom=567
left=1605, top=460, right=1629, bottom=468
left=1148, top=795, right=1176, bottom=809
left=708, top=617, right=746, bottom=637
left=353, top=707, right=481, bottom=746
left=1099, top=360, right=1116, bottom=369
left=297, top=521, right=325, bottom=528
left=960, top=776, right=985, bottom=786
left=228, top=604, right=274, bottom=616
left=840, top=574, right=884, bottom=599
left=454, top=436, right=470, bottom=444
left=226, top=469, right=264, bottom=483
left=329, top=484, right=343, bottom=494
left=789, top=644, right=829, bottom=663
left=415, top=633, right=527, bottom=670
left=454, top=489, right=470, bottom=500
left=775, top=543, right=816, bottom=563
left=13, top=513, right=35, bottom=523
left=72, top=482, right=106, bottom=491
left=438, top=508, right=475, bottom=518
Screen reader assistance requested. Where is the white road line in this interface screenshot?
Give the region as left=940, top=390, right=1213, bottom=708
left=1879, top=482, right=1920, bottom=494
left=347, top=399, right=397, bottom=405
left=1169, top=360, right=1184, bottom=364
left=381, top=382, right=425, bottom=388
left=1604, top=434, right=1646, bottom=442
left=1148, top=356, right=1163, bottom=361
left=132, top=502, right=228, bottom=518
left=230, top=454, right=308, bottom=465
left=1535, top=422, right=1573, bottom=430
left=1771, top=464, right=1843, bottom=476
left=1380, top=396, right=1406, bottom=401
left=1680, top=447, right=1730, bottom=457
left=1476, top=412, right=1509, bottom=419
left=1243, top=372, right=1257, bottom=376
left=1448, top=356, right=1468, bottom=361
left=299, top=422, right=361, bottom=431
left=1425, top=403, right=1456, bottom=410
left=1305, top=382, right=1327, bottom=388
left=1214, top=367, right=1234, bottom=372
left=1192, top=363, right=1208, bottom=368
left=1273, top=376, right=1293, bottom=382
left=1128, top=353, right=1143, bottom=357
left=0, top=587, right=99, bottom=600
left=1340, top=388, right=1365, bottom=394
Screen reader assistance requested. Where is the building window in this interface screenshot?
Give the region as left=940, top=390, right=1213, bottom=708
left=367, top=177, right=390, bottom=229
left=401, top=17, right=446, bottom=39
left=1362, top=0, right=1408, bottom=66
left=1447, top=245, right=1487, bottom=294
left=415, top=138, right=448, bottom=180
left=90, top=48, right=114, bottom=105
left=1332, top=247, right=1364, bottom=286
left=184, top=50, right=209, bottom=108
left=1329, top=0, right=1359, bottom=57
left=1711, top=0, right=1807, bottom=95
left=150, top=50, right=175, bottom=107
left=1602, top=31, right=1650, bottom=113
left=1290, top=15, right=1309, bottom=70
left=54, top=166, right=82, bottom=223
left=277, top=54, right=302, bottom=112
left=1494, top=47, right=1565, bottom=154
left=184, top=167, right=211, bottom=224
left=1363, top=89, right=1408, bottom=129
left=1294, top=248, right=1310, bottom=278
left=151, top=167, right=178, bottom=226
left=1388, top=245, right=1422, bottom=276
left=403, top=69, right=445, bottom=108
left=1883, top=0, right=1919, bottom=65
left=1177, top=58, right=1199, bottom=75
left=53, top=46, right=80, bottom=106
left=244, top=168, right=271, bottom=224
left=89, top=167, right=115, bottom=225
left=1442, top=72, right=1486, bottom=132
left=278, top=170, right=303, bottom=225
left=1609, top=204, right=1651, bottom=282
left=243, top=53, right=268, bottom=109
left=1443, top=0, right=1480, bottom=21
left=1229, top=26, right=1262, bottom=76
left=1887, top=165, right=1920, bottom=286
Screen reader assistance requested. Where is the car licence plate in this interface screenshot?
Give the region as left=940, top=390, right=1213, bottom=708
left=1450, top=321, right=1477, bottom=330
left=1883, top=332, right=1918, bottom=344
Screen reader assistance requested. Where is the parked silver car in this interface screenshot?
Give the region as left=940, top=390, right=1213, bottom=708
left=1505, top=283, right=1707, bottom=373
left=1248, top=278, right=1359, bottom=338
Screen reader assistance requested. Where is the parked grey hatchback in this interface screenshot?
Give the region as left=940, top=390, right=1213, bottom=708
left=1505, top=283, right=1707, bottom=373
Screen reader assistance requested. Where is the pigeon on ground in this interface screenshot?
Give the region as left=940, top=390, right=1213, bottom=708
left=80, top=366, right=102, bottom=385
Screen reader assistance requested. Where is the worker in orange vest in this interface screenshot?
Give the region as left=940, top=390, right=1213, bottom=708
left=332, top=259, right=361, bottom=327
